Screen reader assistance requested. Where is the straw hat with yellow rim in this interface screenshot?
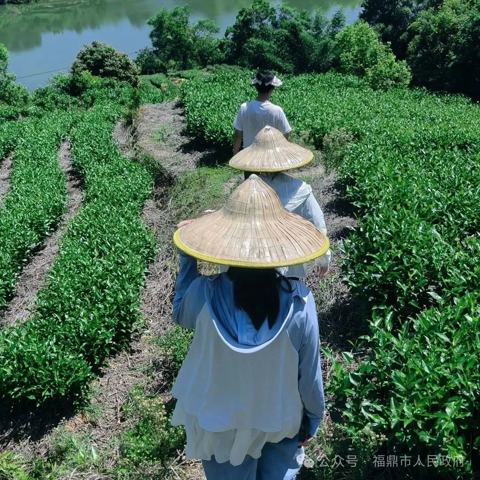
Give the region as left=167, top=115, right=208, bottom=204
left=174, top=175, right=329, bottom=268
left=229, top=126, right=313, bottom=173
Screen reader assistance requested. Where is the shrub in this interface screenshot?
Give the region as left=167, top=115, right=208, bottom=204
left=71, top=41, right=139, bottom=86
left=334, top=20, right=411, bottom=89
left=0, top=43, right=28, bottom=107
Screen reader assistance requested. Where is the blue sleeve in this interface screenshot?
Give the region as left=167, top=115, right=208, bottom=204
left=172, top=251, right=207, bottom=329
left=297, top=293, right=325, bottom=437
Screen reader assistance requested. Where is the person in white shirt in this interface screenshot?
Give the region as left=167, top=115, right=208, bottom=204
left=229, top=125, right=332, bottom=279
left=233, top=71, right=291, bottom=156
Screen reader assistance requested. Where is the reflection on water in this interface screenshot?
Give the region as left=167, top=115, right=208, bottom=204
left=0, top=0, right=361, bottom=89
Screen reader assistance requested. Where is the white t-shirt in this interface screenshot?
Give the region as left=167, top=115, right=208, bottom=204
left=233, top=100, right=292, bottom=148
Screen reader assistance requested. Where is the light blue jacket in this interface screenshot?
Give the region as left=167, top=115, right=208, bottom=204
left=172, top=251, right=325, bottom=437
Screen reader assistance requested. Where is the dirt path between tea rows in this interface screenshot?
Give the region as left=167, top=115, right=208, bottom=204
left=0, top=156, right=12, bottom=205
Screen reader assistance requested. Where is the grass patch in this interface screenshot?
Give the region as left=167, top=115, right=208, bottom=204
left=116, top=385, right=185, bottom=479
left=171, top=166, right=238, bottom=222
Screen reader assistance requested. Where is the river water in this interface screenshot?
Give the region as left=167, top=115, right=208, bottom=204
left=0, top=0, right=361, bottom=90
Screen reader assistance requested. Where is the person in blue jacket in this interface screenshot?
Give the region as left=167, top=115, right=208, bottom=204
left=170, top=175, right=328, bottom=480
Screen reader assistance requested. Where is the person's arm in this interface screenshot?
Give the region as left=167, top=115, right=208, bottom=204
left=277, top=108, right=292, bottom=140
left=301, top=193, right=331, bottom=275
left=232, top=106, right=243, bottom=155
left=297, top=293, right=325, bottom=444
left=233, top=129, right=243, bottom=155
left=172, top=250, right=206, bottom=329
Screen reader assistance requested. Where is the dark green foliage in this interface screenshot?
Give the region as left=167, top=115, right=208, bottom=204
left=0, top=114, right=72, bottom=308
left=0, top=104, right=155, bottom=406
left=138, top=5, right=224, bottom=73
left=71, top=41, right=140, bottom=86
left=141, top=1, right=409, bottom=88
left=361, top=0, right=480, bottom=98
left=181, top=69, right=480, bottom=475
left=407, top=0, right=480, bottom=98
left=360, top=0, right=427, bottom=59
left=0, top=43, right=28, bottom=108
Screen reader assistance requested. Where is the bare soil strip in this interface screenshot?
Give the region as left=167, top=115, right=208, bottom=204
left=0, top=156, right=12, bottom=204
left=135, top=101, right=223, bottom=176
left=0, top=142, right=83, bottom=326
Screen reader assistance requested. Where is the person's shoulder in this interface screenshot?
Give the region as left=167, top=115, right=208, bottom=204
left=269, top=103, right=286, bottom=114
left=284, top=279, right=312, bottom=305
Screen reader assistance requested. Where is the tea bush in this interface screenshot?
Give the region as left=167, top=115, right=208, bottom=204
left=0, top=114, right=73, bottom=308
left=0, top=104, right=155, bottom=405
left=181, top=68, right=480, bottom=475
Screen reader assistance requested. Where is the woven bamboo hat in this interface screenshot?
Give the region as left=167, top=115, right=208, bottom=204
left=229, top=126, right=313, bottom=172
left=174, top=175, right=329, bottom=268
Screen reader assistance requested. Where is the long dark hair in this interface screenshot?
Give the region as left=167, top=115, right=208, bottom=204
left=227, top=267, right=293, bottom=331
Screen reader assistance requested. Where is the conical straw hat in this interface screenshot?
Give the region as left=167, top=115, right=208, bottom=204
left=174, top=175, right=329, bottom=268
left=230, top=126, right=313, bottom=172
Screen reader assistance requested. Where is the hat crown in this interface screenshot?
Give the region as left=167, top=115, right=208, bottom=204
left=251, top=126, right=286, bottom=150
left=223, top=174, right=284, bottom=219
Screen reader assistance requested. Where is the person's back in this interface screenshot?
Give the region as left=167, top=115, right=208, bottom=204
left=233, top=71, right=291, bottom=154
left=171, top=175, right=327, bottom=479
left=172, top=259, right=325, bottom=479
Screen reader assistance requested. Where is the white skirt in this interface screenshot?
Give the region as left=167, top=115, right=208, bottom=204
left=172, top=400, right=302, bottom=466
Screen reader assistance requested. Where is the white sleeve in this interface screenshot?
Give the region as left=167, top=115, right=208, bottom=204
left=301, top=193, right=331, bottom=268
left=277, top=108, right=292, bottom=134
left=233, top=105, right=243, bottom=131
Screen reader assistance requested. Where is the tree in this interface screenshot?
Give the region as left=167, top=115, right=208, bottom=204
left=147, top=6, right=194, bottom=70
left=407, top=0, right=480, bottom=97
left=0, top=43, right=28, bottom=107
left=334, top=20, right=411, bottom=88
left=70, top=41, right=139, bottom=86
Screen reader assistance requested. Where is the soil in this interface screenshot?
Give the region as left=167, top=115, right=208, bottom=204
left=134, top=101, right=225, bottom=178
left=0, top=156, right=12, bottom=204
left=0, top=142, right=83, bottom=327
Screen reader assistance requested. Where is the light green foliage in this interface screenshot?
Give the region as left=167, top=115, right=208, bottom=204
left=117, top=386, right=185, bottom=478
left=0, top=42, right=28, bottom=108
left=0, top=43, right=9, bottom=79
left=0, top=451, right=30, bottom=480
left=334, top=20, right=411, bottom=88
left=155, top=325, right=193, bottom=381
left=171, top=165, right=238, bottom=220
left=0, top=114, right=72, bottom=308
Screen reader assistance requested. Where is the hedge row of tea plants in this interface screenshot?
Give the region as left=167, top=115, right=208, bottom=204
left=0, top=114, right=73, bottom=308
left=0, top=104, right=155, bottom=405
left=0, top=118, right=26, bottom=159
left=181, top=68, right=480, bottom=476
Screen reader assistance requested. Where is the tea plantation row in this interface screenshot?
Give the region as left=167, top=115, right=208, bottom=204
left=181, top=68, right=480, bottom=476
left=0, top=114, right=73, bottom=308
left=0, top=104, right=155, bottom=405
